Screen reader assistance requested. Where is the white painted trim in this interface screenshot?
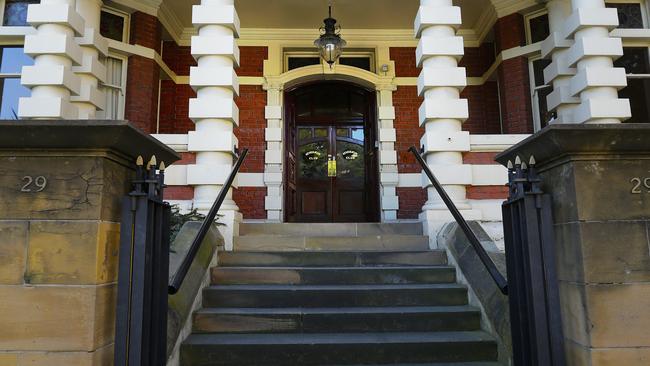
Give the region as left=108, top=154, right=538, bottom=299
left=469, top=134, right=529, bottom=152
left=238, top=173, right=265, bottom=188
left=398, top=173, right=422, bottom=188
left=153, top=133, right=189, bottom=152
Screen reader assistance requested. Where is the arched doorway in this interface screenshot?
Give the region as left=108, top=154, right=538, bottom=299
left=284, top=81, right=380, bottom=223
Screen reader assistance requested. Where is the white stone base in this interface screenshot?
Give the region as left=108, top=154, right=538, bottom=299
left=420, top=208, right=482, bottom=249
left=216, top=209, right=242, bottom=251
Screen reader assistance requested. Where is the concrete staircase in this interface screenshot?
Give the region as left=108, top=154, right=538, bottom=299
left=180, top=223, right=499, bottom=365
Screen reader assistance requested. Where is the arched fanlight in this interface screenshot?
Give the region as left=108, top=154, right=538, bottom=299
left=314, top=1, right=346, bottom=68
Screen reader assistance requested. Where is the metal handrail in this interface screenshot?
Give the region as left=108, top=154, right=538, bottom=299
left=168, top=148, right=249, bottom=295
left=409, top=146, right=508, bottom=295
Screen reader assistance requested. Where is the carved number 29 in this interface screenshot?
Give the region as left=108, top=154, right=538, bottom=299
left=630, top=178, right=650, bottom=194
left=21, top=176, right=47, bottom=193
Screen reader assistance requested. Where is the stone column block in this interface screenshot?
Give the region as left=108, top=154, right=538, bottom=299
left=497, top=124, right=650, bottom=365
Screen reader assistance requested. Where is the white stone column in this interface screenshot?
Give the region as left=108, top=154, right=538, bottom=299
left=19, top=0, right=85, bottom=119
left=377, top=85, right=399, bottom=222
left=564, top=0, right=630, bottom=123
left=415, top=0, right=479, bottom=234
left=263, top=83, right=284, bottom=222
left=188, top=0, right=241, bottom=250
left=543, top=0, right=579, bottom=123
left=72, top=0, right=107, bottom=119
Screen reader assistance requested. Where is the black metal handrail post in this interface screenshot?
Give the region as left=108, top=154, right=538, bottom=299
left=168, top=148, right=249, bottom=294
left=409, top=146, right=508, bottom=295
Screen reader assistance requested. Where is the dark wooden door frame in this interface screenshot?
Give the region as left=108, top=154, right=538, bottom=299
left=284, top=81, right=380, bottom=223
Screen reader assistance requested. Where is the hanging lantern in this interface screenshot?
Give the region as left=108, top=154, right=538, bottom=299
left=314, top=1, right=346, bottom=68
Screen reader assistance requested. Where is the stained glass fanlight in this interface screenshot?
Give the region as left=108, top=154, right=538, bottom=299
left=314, top=1, right=347, bottom=68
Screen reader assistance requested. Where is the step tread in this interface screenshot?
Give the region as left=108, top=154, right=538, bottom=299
left=184, top=331, right=495, bottom=346
left=195, top=305, right=481, bottom=315
left=206, top=284, right=466, bottom=291
left=213, top=265, right=454, bottom=270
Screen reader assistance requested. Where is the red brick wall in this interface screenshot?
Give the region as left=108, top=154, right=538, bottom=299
left=463, top=152, right=508, bottom=200
left=494, top=13, right=526, bottom=52
left=494, top=14, right=534, bottom=134
left=158, top=81, right=195, bottom=134
left=498, top=57, right=534, bottom=134
left=239, top=47, right=268, bottom=77
left=397, top=188, right=427, bottom=220
left=463, top=152, right=498, bottom=165
left=391, top=47, right=420, bottom=77
left=165, top=152, right=196, bottom=201
left=162, top=41, right=195, bottom=76
left=461, top=43, right=496, bottom=77
left=390, top=47, right=501, bottom=135
left=130, top=12, right=162, bottom=51
left=234, top=85, right=266, bottom=173
left=157, top=45, right=268, bottom=134
left=462, top=82, right=501, bottom=134
left=394, top=86, right=424, bottom=174
left=467, top=186, right=509, bottom=200
left=124, top=12, right=162, bottom=133
left=233, top=187, right=267, bottom=219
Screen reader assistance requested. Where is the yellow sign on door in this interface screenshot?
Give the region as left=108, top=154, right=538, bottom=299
left=327, top=159, right=337, bottom=177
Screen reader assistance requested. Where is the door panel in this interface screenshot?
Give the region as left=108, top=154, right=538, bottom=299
left=285, top=82, right=379, bottom=223
left=296, top=127, right=331, bottom=222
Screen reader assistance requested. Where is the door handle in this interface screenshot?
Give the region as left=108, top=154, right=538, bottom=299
left=327, top=156, right=337, bottom=177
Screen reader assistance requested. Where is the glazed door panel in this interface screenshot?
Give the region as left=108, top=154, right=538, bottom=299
left=284, top=82, right=379, bottom=223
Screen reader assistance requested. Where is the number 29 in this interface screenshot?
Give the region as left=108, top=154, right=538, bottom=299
left=630, top=177, right=650, bottom=194
left=21, top=176, right=48, bottom=193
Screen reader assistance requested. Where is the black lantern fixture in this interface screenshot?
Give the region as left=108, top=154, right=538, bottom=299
left=314, top=0, right=346, bottom=68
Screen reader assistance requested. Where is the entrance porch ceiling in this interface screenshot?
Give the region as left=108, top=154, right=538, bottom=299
left=156, top=0, right=534, bottom=42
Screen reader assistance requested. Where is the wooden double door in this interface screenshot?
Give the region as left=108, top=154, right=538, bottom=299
left=285, top=82, right=379, bottom=223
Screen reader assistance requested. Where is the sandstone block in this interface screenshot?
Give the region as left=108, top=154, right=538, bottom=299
left=0, top=222, right=28, bottom=284
left=26, top=221, right=120, bottom=285
left=0, top=285, right=116, bottom=351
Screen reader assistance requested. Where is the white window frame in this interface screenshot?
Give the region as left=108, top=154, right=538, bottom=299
left=0, top=0, right=39, bottom=28
left=100, top=52, right=128, bottom=120
left=524, top=9, right=549, bottom=45
left=0, top=44, right=31, bottom=119
left=283, top=49, right=376, bottom=73
left=101, top=5, right=130, bottom=44
left=606, top=0, right=650, bottom=29
left=528, top=55, right=553, bottom=132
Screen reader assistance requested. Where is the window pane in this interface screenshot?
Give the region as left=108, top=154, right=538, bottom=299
left=0, top=47, right=33, bottom=73
left=0, top=78, right=30, bottom=119
left=619, top=79, right=650, bottom=124
left=529, top=14, right=550, bottom=43
left=287, top=57, right=320, bottom=71
left=101, top=57, right=124, bottom=120
left=3, top=0, right=39, bottom=27
left=606, top=3, right=644, bottom=29
left=100, top=10, right=125, bottom=42
left=615, top=47, right=650, bottom=74
left=533, top=59, right=551, bottom=87
left=339, top=57, right=372, bottom=71
left=537, top=86, right=554, bottom=129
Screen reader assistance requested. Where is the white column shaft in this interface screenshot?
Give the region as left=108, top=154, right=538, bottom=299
left=415, top=0, right=475, bottom=221
left=19, top=0, right=85, bottom=119
left=189, top=0, right=241, bottom=249
left=73, top=0, right=107, bottom=119
left=566, top=0, right=630, bottom=123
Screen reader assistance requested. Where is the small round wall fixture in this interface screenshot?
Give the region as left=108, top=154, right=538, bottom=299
left=314, top=1, right=347, bottom=68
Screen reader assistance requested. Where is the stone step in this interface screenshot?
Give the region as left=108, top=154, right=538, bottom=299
left=323, top=363, right=502, bottom=366
left=181, top=331, right=498, bottom=365
left=211, top=266, right=457, bottom=285
left=218, top=251, right=447, bottom=268
left=193, top=306, right=481, bottom=334
left=202, top=284, right=468, bottom=308
left=234, top=234, right=430, bottom=251
left=239, top=222, right=423, bottom=237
